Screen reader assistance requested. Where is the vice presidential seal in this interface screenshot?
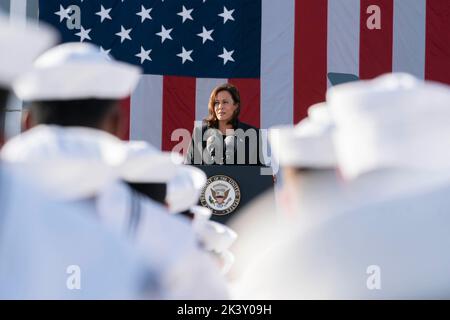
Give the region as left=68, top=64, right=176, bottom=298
left=200, top=175, right=241, bottom=216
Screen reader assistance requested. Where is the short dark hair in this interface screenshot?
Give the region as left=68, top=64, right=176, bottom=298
left=0, top=88, right=9, bottom=134
left=204, top=83, right=241, bottom=129
left=28, top=99, right=118, bottom=129
left=126, top=182, right=167, bottom=207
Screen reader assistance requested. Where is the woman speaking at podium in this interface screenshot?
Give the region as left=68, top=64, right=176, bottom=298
left=185, top=83, right=264, bottom=166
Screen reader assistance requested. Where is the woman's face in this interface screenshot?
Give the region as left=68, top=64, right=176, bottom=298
left=214, top=90, right=238, bottom=122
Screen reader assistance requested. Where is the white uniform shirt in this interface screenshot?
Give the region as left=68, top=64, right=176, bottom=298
left=0, top=166, right=159, bottom=299
left=235, top=179, right=450, bottom=299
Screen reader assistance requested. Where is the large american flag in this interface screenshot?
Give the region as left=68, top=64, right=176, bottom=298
left=6, top=0, right=450, bottom=150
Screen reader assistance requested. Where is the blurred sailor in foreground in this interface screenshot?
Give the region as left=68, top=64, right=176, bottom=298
left=235, top=73, right=450, bottom=299
left=229, top=103, right=343, bottom=281
left=0, top=13, right=158, bottom=299
left=3, top=42, right=229, bottom=299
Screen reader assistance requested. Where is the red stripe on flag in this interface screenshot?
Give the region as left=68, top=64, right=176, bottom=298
left=293, top=0, right=328, bottom=124
left=359, top=0, right=394, bottom=79
left=425, top=0, right=450, bottom=85
left=228, top=78, right=261, bottom=128
left=119, top=96, right=130, bottom=141
left=162, top=76, right=196, bottom=152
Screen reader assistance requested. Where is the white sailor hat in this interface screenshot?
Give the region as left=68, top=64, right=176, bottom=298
left=118, top=141, right=207, bottom=213
left=13, top=42, right=141, bottom=101
left=191, top=205, right=213, bottom=222
left=193, top=219, right=238, bottom=254
left=166, top=165, right=207, bottom=214
left=327, top=73, right=450, bottom=179
left=1, top=125, right=129, bottom=200
left=269, top=103, right=337, bottom=168
left=307, top=102, right=331, bottom=124
left=0, top=11, right=57, bottom=87
left=190, top=205, right=237, bottom=254
left=189, top=205, right=237, bottom=254
left=119, top=141, right=183, bottom=184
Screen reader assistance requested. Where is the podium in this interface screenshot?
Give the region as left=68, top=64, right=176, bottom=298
left=192, top=165, right=274, bottom=225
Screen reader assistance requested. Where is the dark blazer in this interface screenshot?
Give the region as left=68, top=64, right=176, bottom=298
left=185, top=121, right=266, bottom=166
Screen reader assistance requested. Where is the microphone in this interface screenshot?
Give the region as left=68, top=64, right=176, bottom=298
left=224, top=135, right=236, bottom=164
left=206, top=132, right=223, bottom=164
left=206, top=135, right=217, bottom=160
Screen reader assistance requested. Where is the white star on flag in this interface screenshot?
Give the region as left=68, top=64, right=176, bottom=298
left=136, top=5, right=152, bottom=23
left=218, top=47, right=235, bottom=65
left=136, top=46, right=152, bottom=64
left=177, top=6, right=194, bottom=23
left=156, top=25, right=173, bottom=43
left=99, top=46, right=112, bottom=60
left=95, top=5, right=112, bottom=23
left=177, top=47, right=194, bottom=64
left=197, top=26, right=214, bottom=44
left=116, top=26, right=132, bottom=43
left=218, top=7, right=235, bottom=24
left=54, top=5, right=70, bottom=22
left=75, top=26, right=91, bottom=42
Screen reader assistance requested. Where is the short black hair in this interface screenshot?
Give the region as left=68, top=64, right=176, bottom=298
left=127, top=182, right=167, bottom=206
left=178, top=209, right=195, bottom=220
left=28, top=99, right=118, bottom=129
left=0, top=88, right=9, bottom=134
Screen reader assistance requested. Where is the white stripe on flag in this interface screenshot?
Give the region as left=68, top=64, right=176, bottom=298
left=393, top=0, right=426, bottom=79
left=260, top=0, right=295, bottom=129
left=4, top=0, right=23, bottom=112
left=130, top=75, right=164, bottom=149
left=195, top=78, right=227, bottom=123
left=327, top=0, right=360, bottom=87
left=26, top=0, right=39, bottom=20
left=9, top=0, right=27, bottom=26
left=0, top=1, right=10, bottom=13
left=5, top=0, right=27, bottom=139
